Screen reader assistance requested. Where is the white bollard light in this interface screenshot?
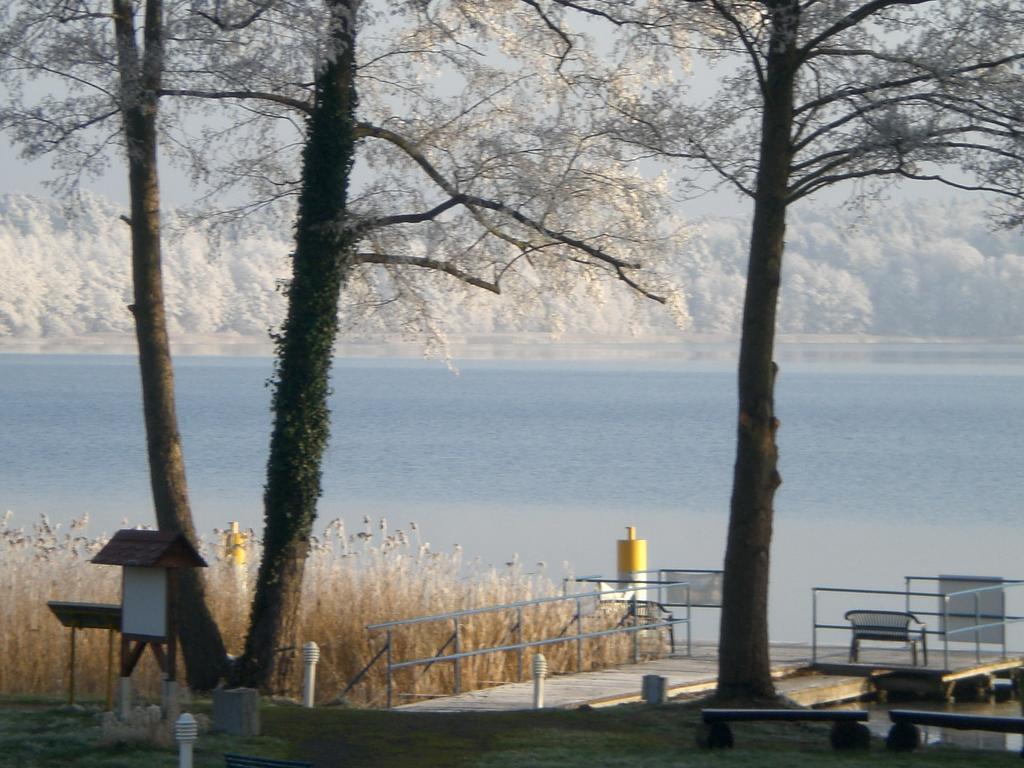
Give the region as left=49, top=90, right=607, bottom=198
left=302, top=641, right=320, bottom=709
left=175, top=712, right=198, bottom=768
left=532, top=653, right=548, bottom=709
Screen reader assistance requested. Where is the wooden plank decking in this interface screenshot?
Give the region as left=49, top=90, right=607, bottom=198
left=395, top=643, right=1023, bottom=712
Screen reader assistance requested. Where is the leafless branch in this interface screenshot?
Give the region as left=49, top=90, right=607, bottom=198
left=356, top=197, right=463, bottom=233
left=519, top=0, right=574, bottom=71
left=191, top=0, right=274, bottom=31
left=797, top=52, right=1024, bottom=115
left=351, top=252, right=501, bottom=294
left=708, top=0, right=766, bottom=92
left=798, top=0, right=932, bottom=59
left=356, top=120, right=666, bottom=303
left=159, top=88, right=312, bottom=114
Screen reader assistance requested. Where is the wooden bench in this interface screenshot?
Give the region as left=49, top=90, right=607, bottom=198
left=698, top=708, right=871, bottom=750
left=224, top=754, right=313, bottom=768
left=886, top=709, right=1024, bottom=753
left=845, top=609, right=927, bottom=666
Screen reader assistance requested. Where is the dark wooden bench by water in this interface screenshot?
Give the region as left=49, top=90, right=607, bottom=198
left=224, top=754, right=313, bottom=768
left=699, top=708, right=871, bottom=749
left=886, top=709, right=1024, bottom=755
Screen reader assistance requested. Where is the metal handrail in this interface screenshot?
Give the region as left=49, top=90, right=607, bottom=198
left=367, top=588, right=617, bottom=631
left=367, top=583, right=690, bottom=708
left=812, top=580, right=1024, bottom=668
left=940, top=583, right=1024, bottom=668
left=571, top=568, right=723, bottom=609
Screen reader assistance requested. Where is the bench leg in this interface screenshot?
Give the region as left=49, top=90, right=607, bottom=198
left=849, top=637, right=859, bottom=663
left=831, top=721, right=871, bottom=751
left=886, top=722, right=920, bottom=752
left=696, top=722, right=734, bottom=749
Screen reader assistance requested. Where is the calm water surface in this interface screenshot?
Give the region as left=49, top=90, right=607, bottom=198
left=1, top=345, right=1022, bottom=640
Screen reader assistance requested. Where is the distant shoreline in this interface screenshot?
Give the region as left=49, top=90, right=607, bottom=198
left=1, top=332, right=1022, bottom=366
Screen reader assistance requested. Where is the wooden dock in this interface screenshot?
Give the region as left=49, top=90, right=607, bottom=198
left=396, top=643, right=1024, bottom=712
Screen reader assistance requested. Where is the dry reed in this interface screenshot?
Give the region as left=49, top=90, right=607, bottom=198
left=0, top=513, right=651, bottom=706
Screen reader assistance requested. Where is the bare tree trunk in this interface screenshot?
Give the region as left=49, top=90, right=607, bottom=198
left=112, top=0, right=227, bottom=691
left=715, top=0, right=799, bottom=702
left=236, top=0, right=359, bottom=692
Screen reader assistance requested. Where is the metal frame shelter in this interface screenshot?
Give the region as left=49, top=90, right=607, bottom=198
left=46, top=601, right=121, bottom=708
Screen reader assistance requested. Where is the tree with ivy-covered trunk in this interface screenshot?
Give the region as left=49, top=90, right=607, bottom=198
left=173, top=0, right=688, bottom=691
left=233, top=0, right=359, bottom=691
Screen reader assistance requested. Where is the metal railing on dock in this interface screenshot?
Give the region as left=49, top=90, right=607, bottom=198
left=812, top=576, right=1024, bottom=669
left=363, top=584, right=690, bottom=708
left=569, top=569, right=723, bottom=610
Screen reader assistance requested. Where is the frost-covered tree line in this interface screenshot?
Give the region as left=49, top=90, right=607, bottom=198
left=1, top=191, right=1022, bottom=341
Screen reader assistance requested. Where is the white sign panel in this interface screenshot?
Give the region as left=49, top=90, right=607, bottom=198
left=122, top=567, right=167, bottom=639
left=664, top=571, right=723, bottom=608
left=939, top=574, right=1004, bottom=645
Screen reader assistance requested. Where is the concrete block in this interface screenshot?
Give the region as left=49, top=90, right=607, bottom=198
left=642, top=674, right=667, bottom=705
left=212, top=687, right=260, bottom=736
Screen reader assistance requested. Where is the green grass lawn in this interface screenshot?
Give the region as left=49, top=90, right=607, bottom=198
left=1, top=696, right=1020, bottom=768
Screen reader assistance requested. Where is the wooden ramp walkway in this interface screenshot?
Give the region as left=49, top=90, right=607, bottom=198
left=396, top=643, right=1023, bottom=713
left=398, top=643, right=812, bottom=712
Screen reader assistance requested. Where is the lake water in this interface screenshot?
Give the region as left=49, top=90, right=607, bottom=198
left=1, top=343, right=1023, bottom=642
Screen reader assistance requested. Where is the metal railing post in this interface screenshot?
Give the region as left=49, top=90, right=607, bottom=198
left=516, top=607, right=524, bottom=681
left=575, top=597, right=583, bottom=672
left=453, top=618, right=462, bottom=694
left=1003, top=590, right=1008, bottom=659
left=686, top=584, right=692, bottom=656
left=812, top=588, right=818, bottom=664
left=975, top=592, right=982, bottom=663
left=943, top=595, right=950, bottom=671
left=385, top=629, right=393, bottom=709
left=632, top=596, right=640, bottom=664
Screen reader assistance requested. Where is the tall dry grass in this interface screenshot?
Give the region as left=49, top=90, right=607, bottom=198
left=0, top=513, right=651, bottom=706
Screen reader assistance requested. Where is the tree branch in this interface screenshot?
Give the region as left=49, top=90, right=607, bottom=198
left=790, top=163, right=1019, bottom=202
left=352, top=252, right=501, bottom=294
left=798, top=0, right=932, bottom=58
left=519, top=0, right=574, bottom=70
left=543, top=0, right=670, bottom=28
left=356, top=197, right=463, bottom=233
left=159, top=88, right=312, bottom=114
left=355, top=120, right=667, bottom=303
left=191, top=0, right=274, bottom=31
left=709, top=0, right=766, bottom=92
left=796, top=52, right=1024, bottom=115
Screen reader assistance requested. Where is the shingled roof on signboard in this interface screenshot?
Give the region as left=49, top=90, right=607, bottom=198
left=91, top=529, right=207, bottom=568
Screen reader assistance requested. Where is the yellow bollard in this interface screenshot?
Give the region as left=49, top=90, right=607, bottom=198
left=616, top=525, right=647, bottom=579
left=618, top=526, right=650, bottom=644
left=225, top=521, right=247, bottom=567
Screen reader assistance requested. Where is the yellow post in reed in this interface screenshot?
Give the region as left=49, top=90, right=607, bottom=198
left=225, top=522, right=247, bottom=566
left=617, top=526, right=648, bottom=608
left=616, top=526, right=647, bottom=579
